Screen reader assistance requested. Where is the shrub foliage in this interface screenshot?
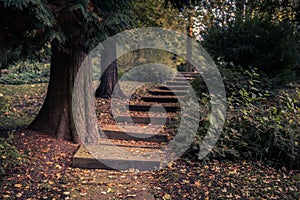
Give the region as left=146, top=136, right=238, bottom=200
left=191, top=66, right=300, bottom=168
left=203, top=17, right=298, bottom=75
left=0, top=60, right=49, bottom=85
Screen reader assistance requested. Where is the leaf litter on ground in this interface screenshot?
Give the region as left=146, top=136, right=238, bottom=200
left=0, top=83, right=299, bottom=199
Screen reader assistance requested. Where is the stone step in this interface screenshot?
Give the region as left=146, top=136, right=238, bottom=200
left=129, top=104, right=179, bottom=112
left=141, top=95, right=179, bottom=103
left=101, top=127, right=168, bottom=142
left=116, top=115, right=172, bottom=124
left=166, top=81, right=189, bottom=86
left=172, top=77, right=194, bottom=81
left=73, top=145, right=162, bottom=170
left=149, top=89, right=187, bottom=96
left=176, top=72, right=200, bottom=77
left=175, top=74, right=199, bottom=78
left=175, top=75, right=197, bottom=79
left=158, top=85, right=189, bottom=91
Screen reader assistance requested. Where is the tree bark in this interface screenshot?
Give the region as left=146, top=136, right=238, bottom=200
left=95, top=60, right=118, bottom=98
left=186, top=16, right=193, bottom=72
left=95, top=38, right=121, bottom=98
left=28, top=41, right=99, bottom=144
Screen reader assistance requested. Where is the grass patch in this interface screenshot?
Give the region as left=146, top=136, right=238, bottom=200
left=0, top=83, right=47, bottom=129
left=0, top=83, right=47, bottom=96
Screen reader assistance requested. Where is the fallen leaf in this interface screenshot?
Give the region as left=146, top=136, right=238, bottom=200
left=14, top=184, right=22, bottom=188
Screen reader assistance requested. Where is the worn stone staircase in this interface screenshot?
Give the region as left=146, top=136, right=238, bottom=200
left=73, top=72, right=199, bottom=171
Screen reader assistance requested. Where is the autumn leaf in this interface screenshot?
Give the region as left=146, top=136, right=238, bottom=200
left=14, top=184, right=22, bottom=188
left=163, top=193, right=172, bottom=200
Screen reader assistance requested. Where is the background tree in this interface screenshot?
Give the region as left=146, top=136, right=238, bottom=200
left=0, top=2, right=49, bottom=76
left=197, top=0, right=299, bottom=76
left=94, top=37, right=119, bottom=98
left=94, top=5, right=135, bottom=98
left=95, top=0, right=192, bottom=98
left=132, top=0, right=195, bottom=72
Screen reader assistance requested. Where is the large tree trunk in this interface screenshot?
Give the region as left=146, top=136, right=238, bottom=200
left=95, top=38, right=120, bottom=98
left=28, top=41, right=99, bottom=144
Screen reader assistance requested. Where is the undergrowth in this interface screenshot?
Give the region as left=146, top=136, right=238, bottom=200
left=190, top=66, right=300, bottom=168
left=0, top=60, right=49, bottom=85
left=0, top=132, right=27, bottom=175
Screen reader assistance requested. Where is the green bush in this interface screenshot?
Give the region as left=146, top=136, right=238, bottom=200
left=219, top=86, right=300, bottom=168
left=191, top=64, right=271, bottom=99
left=190, top=67, right=300, bottom=168
left=0, top=132, right=27, bottom=175
left=118, top=68, right=126, bottom=79
left=176, top=63, right=186, bottom=72
left=203, top=17, right=298, bottom=75
left=0, top=60, right=50, bottom=85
